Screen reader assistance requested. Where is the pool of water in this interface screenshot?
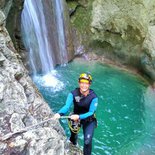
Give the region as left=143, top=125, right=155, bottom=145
left=33, top=59, right=155, bottom=155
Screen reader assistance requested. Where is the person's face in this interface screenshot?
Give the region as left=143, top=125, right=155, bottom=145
left=79, top=82, right=90, bottom=92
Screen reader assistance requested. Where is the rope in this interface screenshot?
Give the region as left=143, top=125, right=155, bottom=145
left=0, top=116, right=70, bottom=141
left=68, top=119, right=81, bottom=134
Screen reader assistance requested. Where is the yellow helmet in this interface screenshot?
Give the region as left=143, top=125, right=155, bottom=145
left=79, top=73, right=92, bottom=84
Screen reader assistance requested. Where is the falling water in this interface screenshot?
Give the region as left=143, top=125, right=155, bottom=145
left=21, top=0, right=68, bottom=90
left=54, top=0, right=68, bottom=65
left=21, top=0, right=68, bottom=74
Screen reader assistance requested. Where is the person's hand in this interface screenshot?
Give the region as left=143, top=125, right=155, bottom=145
left=54, top=113, right=61, bottom=120
left=70, top=114, right=79, bottom=121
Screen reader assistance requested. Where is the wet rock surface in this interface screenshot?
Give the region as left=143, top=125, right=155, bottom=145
left=0, top=10, right=82, bottom=155
left=67, top=0, right=155, bottom=81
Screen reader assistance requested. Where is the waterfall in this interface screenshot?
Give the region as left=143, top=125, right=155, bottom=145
left=21, top=0, right=68, bottom=74
left=54, top=0, right=68, bottom=65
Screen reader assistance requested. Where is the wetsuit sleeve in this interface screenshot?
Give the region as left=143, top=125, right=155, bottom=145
left=58, top=93, right=73, bottom=115
left=79, top=97, right=98, bottom=120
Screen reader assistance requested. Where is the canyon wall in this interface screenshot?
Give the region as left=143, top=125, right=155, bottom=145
left=0, top=10, right=67, bottom=154
left=67, top=0, right=155, bottom=81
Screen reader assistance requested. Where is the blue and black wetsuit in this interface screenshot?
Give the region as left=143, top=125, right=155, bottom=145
left=58, top=88, right=98, bottom=155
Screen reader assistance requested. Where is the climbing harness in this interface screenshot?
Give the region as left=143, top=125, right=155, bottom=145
left=0, top=116, right=70, bottom=141
left=68, top=118, right=81, bottom=134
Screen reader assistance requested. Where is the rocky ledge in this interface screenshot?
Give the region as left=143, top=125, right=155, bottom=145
left=0, top=10, right=82, bottom=155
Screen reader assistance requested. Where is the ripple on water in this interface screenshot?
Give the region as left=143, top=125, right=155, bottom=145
left=34, top=61, right=155, bottom=155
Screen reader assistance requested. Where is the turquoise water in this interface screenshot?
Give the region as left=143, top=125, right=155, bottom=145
left=33, top=59, right=155, bottom=155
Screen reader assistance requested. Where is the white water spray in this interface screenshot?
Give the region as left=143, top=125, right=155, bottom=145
left=21, top=0, right=68, bottom=89
left=33, top=70, right=64, bottom=92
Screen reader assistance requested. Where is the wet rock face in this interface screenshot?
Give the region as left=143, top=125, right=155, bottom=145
left=0, top=0, right=27, bottom=68
left=90, top=0, right=155, bottom=80
left=67, top=0, right=155, bottom=81
left=0, top=0, right=12, bottom=13
left=0, top=10, right=66, bottom=155
left=0, top=9, right=83, bottom=155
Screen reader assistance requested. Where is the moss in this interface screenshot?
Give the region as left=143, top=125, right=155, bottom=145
left=67, top=0, right=94, bottom=46
left=72, top=8, right=89, bottom=32
left=71, top=0, right=92, bottom=32
left=67, top=1, right=79, bottom=11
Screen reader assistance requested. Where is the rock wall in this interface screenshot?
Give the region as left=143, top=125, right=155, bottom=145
left=0, top=10, right=66, bottom=155
left=0, top=0, right=24, bottom=49
left=0, top=0, right=13, bottom=17
left=67, top=0, right=94, bottom=54
left=0, top=0, right=27, bottom=67
left=5, top=0, right=26, bottom=55
left=67, top=0, right=155, bottom=81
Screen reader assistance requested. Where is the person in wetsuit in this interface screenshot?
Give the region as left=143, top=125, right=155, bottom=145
left=54, top=73, right=98, bottom=155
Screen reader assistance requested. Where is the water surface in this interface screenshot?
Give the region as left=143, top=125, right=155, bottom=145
left=33, top=59, right=155, bottom=155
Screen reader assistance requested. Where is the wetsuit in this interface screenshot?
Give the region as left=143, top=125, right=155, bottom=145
left=58, top=88, right=98, bottom=155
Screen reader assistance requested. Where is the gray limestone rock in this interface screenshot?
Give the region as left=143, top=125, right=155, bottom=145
left=67, top=0, right=155, bottom=81
left=0, top=8, right=82, bottom=155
